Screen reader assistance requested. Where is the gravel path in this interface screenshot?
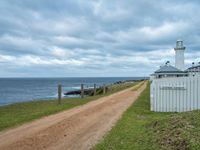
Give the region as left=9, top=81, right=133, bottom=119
left=0, top=82, right=147, bottom=150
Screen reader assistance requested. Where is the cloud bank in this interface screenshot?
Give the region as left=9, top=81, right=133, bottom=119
left=0, top=0, right=200, bottom=77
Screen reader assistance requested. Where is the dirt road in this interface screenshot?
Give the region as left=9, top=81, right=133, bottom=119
left=0, top=82, right=147, bottom=150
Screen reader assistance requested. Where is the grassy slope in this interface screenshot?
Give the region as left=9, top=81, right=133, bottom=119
left=93, top=83, right=200, bottom=150
left=0, top=81, right=139, bottom=131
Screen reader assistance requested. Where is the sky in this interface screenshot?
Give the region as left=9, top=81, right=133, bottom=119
left=0, top=0, right=200, bottom=77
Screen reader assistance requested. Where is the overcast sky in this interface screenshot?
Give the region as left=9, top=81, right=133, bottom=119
left=0, top=0, right=200, bottom=77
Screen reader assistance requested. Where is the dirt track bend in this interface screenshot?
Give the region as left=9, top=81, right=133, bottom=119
left=0, top=82, right=147, bottom=150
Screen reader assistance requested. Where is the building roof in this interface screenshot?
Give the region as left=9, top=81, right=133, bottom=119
left=186, top=65, right=200, bottom=70
left=155, top=65, right=184, bottom=74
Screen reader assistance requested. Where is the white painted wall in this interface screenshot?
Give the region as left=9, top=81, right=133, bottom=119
left=175, top=49, right=185, bottom=71
left=150, top=76, right=200, bottom=112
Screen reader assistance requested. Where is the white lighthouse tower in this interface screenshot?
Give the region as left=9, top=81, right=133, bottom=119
left=174, top=40, right=185, bottom=71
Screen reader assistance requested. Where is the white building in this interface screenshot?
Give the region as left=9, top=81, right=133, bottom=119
left=151, top=40, right=200, bottom=80
left=174, top=40, right=185, bottom=71
left=150, top=40, right=200, bottom=112
left=186, top=63, right=200, bottom=76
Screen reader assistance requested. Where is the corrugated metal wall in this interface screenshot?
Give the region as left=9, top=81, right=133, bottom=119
left=150, top=76, right=200, bottom=112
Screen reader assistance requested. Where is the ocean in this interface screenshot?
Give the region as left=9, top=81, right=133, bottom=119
left=0, top=77, right=145, bottom=106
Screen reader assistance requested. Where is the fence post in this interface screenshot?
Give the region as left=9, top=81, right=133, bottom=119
left=110, top=84, right=113, bottom=93
left=81, top=84, right=84, bottom=98
left=58, top=84, right=62, bottom=104
left=103, top=84, right=106, bottom=94
left=94, top=84, right=96, bottom=96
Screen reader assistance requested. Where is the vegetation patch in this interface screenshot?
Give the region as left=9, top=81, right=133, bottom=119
left=93, top=83, right=200, bottom=150
left=149, top=111, right=200, bottom=150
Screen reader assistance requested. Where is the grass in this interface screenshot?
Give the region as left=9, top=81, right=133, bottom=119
left=107, top=81, right=140, bottom=94
left=0, top=81, right=140, bottom=131
left=93, top=83, right=200, bottom=150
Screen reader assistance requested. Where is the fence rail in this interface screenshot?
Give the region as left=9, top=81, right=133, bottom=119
left=57, top=83, right=109, bottom=104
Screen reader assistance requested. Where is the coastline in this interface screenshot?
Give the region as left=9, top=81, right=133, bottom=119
left=0, top=80, right=142, bottom=131
left=0, top=77, right=147, bottom=106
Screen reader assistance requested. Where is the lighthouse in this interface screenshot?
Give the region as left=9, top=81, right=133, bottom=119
left=174, top=40, right=185, bottom=71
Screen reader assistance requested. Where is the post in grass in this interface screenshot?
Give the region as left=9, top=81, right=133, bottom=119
left=94, top=84, right=96, bottom=96
left=103, top=84, right=106, bottom=95
left=81, top=84, right=84, bottom=98
left=58, top=84, right=62, bottom=104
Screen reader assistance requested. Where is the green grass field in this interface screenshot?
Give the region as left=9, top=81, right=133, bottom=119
left=0, top=81, right=139, bottom=131
left=93, top=83, right=200, bottom=150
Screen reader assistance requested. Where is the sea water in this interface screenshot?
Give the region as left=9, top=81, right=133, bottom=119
left=0, top=77, right=145, bottom=106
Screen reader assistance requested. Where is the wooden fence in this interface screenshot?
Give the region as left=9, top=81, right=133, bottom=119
left=150, top=75, right=200, bottom=112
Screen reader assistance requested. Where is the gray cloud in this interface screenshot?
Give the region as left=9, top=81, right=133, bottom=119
left=0, top=0, right=200, bottom=77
